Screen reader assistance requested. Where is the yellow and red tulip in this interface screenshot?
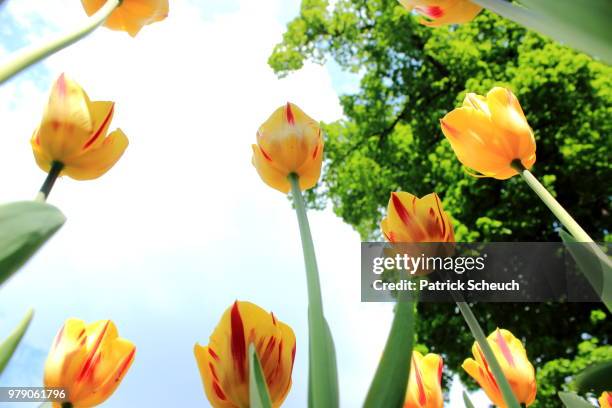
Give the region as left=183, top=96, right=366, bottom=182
left=600, top=392, right=612, bottom=408
left=440, top=87, right=536, bottom=180
left=462, top=328, right=537, bottom=408
left=252, top=102, right=324, bottom=193
left=399, top=0, right=482, bottom=27
left=194, top=301, right=296, bottom=408
left=81, top=0, right=169, bottom=37
left=381, top=192, right=455, bottom=243
left=31, top=74, right=128, bottom=181
left=44, top=318, right=136, bottom=407
left=405, top=351, right=444, bottom=408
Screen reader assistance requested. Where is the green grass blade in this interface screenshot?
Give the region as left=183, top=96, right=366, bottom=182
left=558, top=392, right=597, bottom=408
left=249, top=344, right=272, bottom=408
left=0, top=201, right=65, bottom=286
left=574, top=360, right=612, bottom=394
left=364, top=298, right=416, bottom=408
left=462, top=391, right=476, bottom=408
left=0, top=309, right=34, bottom=375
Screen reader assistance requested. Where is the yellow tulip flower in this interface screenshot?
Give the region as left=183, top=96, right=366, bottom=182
left=31, top=74, right=128, bottom=181
left=440, top=87, right=536, bottom=180
left=405, top=351, right=444, bottom=408
left=600, top=392, right=612, bottom=408
left=81, top=0, right=169, bottom=37
left=194, top=301, right=296, bottom=408
left=462, top=328, right=537, bottom=408
left=44, top=319, right=136, bottom=407
left=252, top=102, right=324, bottom=193
left=399, top=0, right=482, bottom=27
left=381, top=192, right=455, bottom=243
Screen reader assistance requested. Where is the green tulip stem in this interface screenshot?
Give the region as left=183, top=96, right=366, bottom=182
left=36, top=161, right=64, bottom=202
left=0, top=0, right=122, bottom=85
left=288, top=172, right=338, bottom=406
left=512, top=161, right=592, bottom=242
left=288, top=173, right=324, bottom=318
left=456, top=301, right=521, bottom=408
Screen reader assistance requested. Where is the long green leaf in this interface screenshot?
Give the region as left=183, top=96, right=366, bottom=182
left=462, top=391, right=476, bottom=408
left=364, top=297, right=416, bottom=408
left=560, top=230, right=612, bottom=312
left=0, top=201, right=65, bottom=286
left=249, top=344, right=272, bottom=408
left=471, top=0, right=612, bottom=64
left=558, top=392, right=596, bottom=408
left=574, top=361, right=612, bottom=394
left=0, top=309, right=34, bottom=375
left=456, top=302, right=521, bottom=408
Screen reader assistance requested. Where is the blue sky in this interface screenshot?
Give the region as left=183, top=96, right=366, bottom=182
left=0, top=1, right=487, bottom=406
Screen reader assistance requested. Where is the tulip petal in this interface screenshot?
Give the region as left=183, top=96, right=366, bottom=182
left=252, top=144, right=291, bottom=193
left=81, top=0, right=169, bottom=37
left=37, top=74, right=94, bottom=161
left=63, top=129, right=129, bottom=180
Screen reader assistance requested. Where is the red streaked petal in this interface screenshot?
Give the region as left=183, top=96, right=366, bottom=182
left=52, top=324, right=65, bottom=351
left=260, top=146, right=273, bottom=162
left=416, top=5, right=444, bottom=18
left=213, top=381, right=227, bottom=400
left=413, top=358, right=427, bottom=406
left=209, top=362, right=219, bottom=382
left=77, top=320, right=110, bottom=382
left=286, top=102, right=295, bottom=125
left=113, top=347, right=136, bottom=382
left=495, top=329, right=516, bottom=367
left=230, top=301, right=247, bottom=382
left=392, top=193, right=411, bottom=226
left=56, top=73, right=67, bottom=97
left=208, top=347, right=220, bottom=361
left=440, top=119, right=459, bottom=138
left=83, top=103, right=114, bottom=149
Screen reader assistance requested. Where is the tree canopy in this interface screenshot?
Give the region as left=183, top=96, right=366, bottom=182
left=270, top=0, right=611, bottom=405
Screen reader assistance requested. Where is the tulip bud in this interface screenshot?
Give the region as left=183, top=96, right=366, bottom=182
left=81, top=0, right=169, bottom=37
left=399, top=0, right=482, bottom=27
left=31, top=74, right=128, bottom=181
left=462, top=328, right=537, bottom=408
left=405, top=351, right=444, bottom=408
left=252, top=102, right=324, bottom=193
left=194, top=301, right=296, bottom=408
left=44, top=319, right=136, bottom=407
left=600, top=392, right=612, bottom=408
left=440, top=87, right=536, bottom=179
left=381, top=192, right=455, bottom=243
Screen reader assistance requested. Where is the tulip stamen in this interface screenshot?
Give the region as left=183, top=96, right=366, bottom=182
left=37, top=161, right=64, bottom=202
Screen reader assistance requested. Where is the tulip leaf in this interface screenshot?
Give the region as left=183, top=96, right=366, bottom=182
left=462, top=391, right=476, bottom=408
left=574, top=361, right=612, bottom=394
left=559, top=230, right=612, bottom=313
left=471, top=0, right=612, bottom=64
left=363, top=297, right=416, bottom=408
left=558, top=392, right=597, bottom=408
left=307, top=312, right=339, bottom=408
left=0, top=201, right=65, bottom=286
left=249, top=344, right=272, bottom=408
left=0, top=309, right=34, bottom=375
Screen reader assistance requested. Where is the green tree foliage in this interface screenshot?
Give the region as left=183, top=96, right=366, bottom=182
left=270, top=0, right=612, bottom=405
